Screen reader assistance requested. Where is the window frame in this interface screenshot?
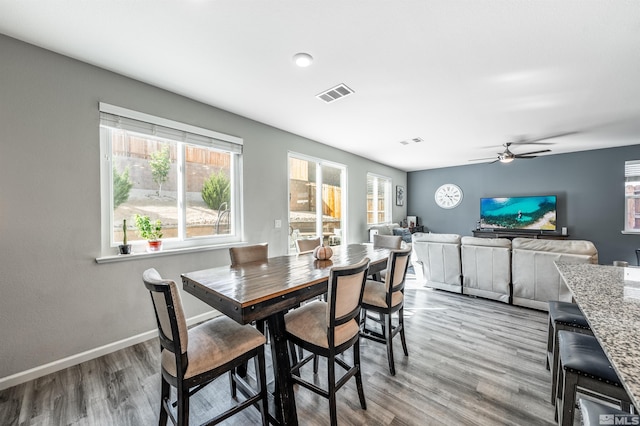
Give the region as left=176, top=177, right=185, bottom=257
left=288, top=152, right=347, bottom=253
left=367, top=173, right=392, bottom=225
left=99, top=103, right=244, bottom=256
left=624, top=160, right=640, bottom=234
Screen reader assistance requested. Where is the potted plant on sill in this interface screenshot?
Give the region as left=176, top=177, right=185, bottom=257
left=118, top=219, right=132, bottom=255
left=134, top=214, right=164, bottom=252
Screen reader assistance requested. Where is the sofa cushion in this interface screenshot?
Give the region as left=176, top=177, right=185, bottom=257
left=392, top=227, right=412, bottom=243
left=461, top=236, right=511, bottom=248
left=461, top=236, right=511, bottom=303
left=369, top=223, right=400, bottom=236
left=511, top=238, right=598, bottom=259
left=412, top=233, right=462, bottom=293
left=412, top=232, right=461, bottom=244
left=511, top=238, right=598, bottom=310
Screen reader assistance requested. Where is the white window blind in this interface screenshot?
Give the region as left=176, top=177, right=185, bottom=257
left=625, top=160, right=640, bottom=182
left=99, top=103, right=242, bottom=154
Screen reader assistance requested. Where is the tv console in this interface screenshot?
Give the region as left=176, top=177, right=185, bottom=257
left=472, top=229, right=569, bottom=240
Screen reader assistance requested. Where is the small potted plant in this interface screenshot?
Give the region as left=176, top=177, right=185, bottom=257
left=134, top=214, right=164, bottom=252
left=118, top=219, right=132, bottom=255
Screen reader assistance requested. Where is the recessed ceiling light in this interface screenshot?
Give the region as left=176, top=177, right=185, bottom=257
left=293, top=52, right=313, bottom=67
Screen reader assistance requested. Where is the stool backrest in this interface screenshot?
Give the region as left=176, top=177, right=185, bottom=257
left=373, top=234, right=402, bottom=249
left=295, top=237, right=321, bottom=254
left=326, top=257, right=370, bottom=347
left=142, top=268, right=189, bottom=376
left=229, top=243, right=268, bottom=265
left=386, top=247, right=412, bottom=294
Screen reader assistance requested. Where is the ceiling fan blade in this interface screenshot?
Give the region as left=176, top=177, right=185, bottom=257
left=516, top=131, right=581, bottom=144
left=508, top=141, right=555, bottom=145
left=469, top=156, right=499, bottom=162
left=514, top=149, right=551, bottom=157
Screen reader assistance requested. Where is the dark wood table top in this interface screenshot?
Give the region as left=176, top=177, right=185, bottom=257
left=181, top=243, right=390, bottom=324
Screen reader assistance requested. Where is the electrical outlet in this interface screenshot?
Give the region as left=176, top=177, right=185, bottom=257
left=274, top=219, right=282, bottom=229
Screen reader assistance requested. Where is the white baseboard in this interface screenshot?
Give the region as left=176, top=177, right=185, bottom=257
left=0, top=310, right=220, bottom=391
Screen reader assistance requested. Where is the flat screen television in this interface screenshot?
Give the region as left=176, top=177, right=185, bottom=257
left=480, top=195, right=557, bottom=231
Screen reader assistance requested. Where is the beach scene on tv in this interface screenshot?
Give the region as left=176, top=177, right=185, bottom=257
left=480, top=196, right=557, bottom=231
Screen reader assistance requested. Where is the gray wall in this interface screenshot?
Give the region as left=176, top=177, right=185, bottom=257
left=0, top=34, right=406, bottom=381
left=407, top=145, right=640, bottom=265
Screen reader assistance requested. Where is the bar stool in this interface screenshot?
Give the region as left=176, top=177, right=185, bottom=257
left=547, top=301, right=593, bottom=405
left=578, top=398, right=634, bottom=426
left=556, top=331, right=632, bottom=426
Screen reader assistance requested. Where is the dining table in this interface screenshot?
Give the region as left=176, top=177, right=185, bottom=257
left=556, top=262, right=640, bottom=409
left=181, top=243, right=392, bottom=425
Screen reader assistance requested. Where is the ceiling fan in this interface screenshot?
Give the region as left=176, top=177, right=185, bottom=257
left=482, top=142, right=551, bottom=164
left=469, top=131, right=579, bottom=164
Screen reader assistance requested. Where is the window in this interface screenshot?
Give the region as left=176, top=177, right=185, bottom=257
left=100, top=103, right=243, bottom=254
left=625, top=160, right=640, bottom=233
left=288, top=153, right=346, bottom=253
left=367, top=173, right=391, bottom=224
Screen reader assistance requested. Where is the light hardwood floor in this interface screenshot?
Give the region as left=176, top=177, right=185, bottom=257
left=0, top=272, right=562, bottom=425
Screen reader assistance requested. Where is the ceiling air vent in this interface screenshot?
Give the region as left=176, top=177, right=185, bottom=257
left=399, top=137, right=424, bottom=145
left=316, top=84, right=354, bottom=103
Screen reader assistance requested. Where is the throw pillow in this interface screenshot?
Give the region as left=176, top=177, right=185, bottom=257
left=393, top=227, right=412, bottom=243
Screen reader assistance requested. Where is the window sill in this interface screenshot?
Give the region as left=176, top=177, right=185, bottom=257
left=621, top=231, right=640, bottom=235
left=95, top=243, right=238, bottom=264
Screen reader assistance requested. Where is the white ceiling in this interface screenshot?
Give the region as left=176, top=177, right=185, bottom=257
left=1, top=0, right=640, bottom=171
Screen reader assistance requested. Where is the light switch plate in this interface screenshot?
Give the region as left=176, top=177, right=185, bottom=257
left=274, top=219, right=282, bottom=229
left=624, top=266, right=640, bottom=282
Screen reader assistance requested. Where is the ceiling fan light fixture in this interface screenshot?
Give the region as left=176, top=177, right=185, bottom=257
left=293, top=52, right=313, bottom=67
left=498, top=153, right=516, bottom=163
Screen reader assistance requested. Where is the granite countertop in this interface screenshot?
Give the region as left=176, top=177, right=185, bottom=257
left=556, top=262, right=640, bottom=408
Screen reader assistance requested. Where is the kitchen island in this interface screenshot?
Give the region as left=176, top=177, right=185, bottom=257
left=556, top=262, right=640, bottom=408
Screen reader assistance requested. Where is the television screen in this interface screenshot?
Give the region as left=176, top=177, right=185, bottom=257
left=480, top=195, right=557, bottom=231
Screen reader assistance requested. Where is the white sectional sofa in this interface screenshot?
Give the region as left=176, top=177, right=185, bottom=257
left=510, top=237, right=598, bottom=310
left=460, top=236, right=511, bottom=304
left=411, top=233, right=599, bottom=311
left=411, top=233, right=462, bottom=293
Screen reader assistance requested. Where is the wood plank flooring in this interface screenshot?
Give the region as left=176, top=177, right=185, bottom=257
left=0, top=273, right=562, bottom=425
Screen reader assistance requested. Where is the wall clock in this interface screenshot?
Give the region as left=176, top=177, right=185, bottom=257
left=435, top=183, right=463, bottom=209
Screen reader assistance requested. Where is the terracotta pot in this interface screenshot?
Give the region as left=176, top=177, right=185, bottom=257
left=147, top=240, right=163, bottom=252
